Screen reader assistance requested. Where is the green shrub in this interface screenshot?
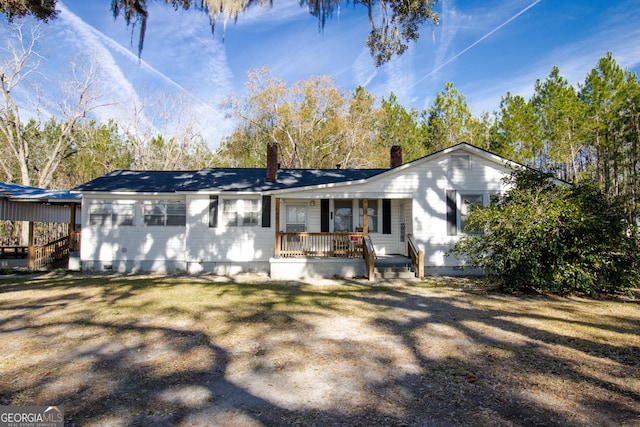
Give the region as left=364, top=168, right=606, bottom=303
left=449, top=169, right=640, bottom=295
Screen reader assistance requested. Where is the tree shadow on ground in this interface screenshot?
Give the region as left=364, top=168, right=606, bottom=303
left=0, top=273, right=638, bottom=426
left=351, top=285, right=639, bottom=426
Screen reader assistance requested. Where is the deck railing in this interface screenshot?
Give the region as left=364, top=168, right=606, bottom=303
left=0, top=246, right=28, bottom=259
left=407, top=233, right=424, bottom=278
left=276, top=232, right=365, bottom=258
left=28, top=236, right=70, bottom=270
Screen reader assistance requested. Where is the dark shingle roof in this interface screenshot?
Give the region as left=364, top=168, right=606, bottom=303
left=72, top=170, right=195, bottom=193
left=72, top=168, right=388, bottom=193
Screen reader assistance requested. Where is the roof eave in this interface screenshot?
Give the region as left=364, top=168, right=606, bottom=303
left=75, top=190, right=178, bottom=196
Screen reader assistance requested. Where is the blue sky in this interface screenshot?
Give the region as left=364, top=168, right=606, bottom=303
left=3, top=0, right=640, bottom=149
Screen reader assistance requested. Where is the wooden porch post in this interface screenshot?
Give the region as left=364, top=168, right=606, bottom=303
left=274, top=197, right=281, bottom=256
left=27, top=221, right=35, bottom=269
left=69, top=202, right=77, bottom=251
left=363, top=199, right=368, bottom=234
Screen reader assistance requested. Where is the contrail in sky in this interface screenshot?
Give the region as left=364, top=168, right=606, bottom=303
left=414, top=0, right=543, bottom=86
left=56, top=1, right=230, bottom=146
left=58, top=1, right=219, bottom=112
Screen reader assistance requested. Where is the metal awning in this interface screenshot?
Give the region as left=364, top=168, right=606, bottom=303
left=0, top=182, right=81, bottom=223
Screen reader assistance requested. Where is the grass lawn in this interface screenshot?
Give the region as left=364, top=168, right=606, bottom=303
left=0, top=273, right=638, bottom=426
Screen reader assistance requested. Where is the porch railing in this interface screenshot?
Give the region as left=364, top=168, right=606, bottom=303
left=407, top=233, right=424, bottom=279
left=0, top=246, right=28, bottom=259
left=28, top=236, right=70, bottom=270
left=276, top=232, right=365, bottom=258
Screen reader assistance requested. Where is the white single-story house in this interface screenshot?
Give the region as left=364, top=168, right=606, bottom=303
left=72, top=143, right=521, bottom=279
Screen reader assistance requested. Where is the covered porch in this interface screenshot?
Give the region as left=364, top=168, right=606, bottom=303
left=0, top=182, right=81, bottom=270
left=271, top=196, right=422, bottom=280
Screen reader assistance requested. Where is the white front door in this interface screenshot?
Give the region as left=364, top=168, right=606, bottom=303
left=398, top=201, right=410, bottom=255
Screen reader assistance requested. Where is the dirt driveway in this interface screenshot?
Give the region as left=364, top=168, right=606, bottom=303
left=0, top=273, right=638, bottom=426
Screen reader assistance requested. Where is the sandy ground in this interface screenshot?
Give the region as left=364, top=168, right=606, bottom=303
left=0, top=273, right=638, bottom=426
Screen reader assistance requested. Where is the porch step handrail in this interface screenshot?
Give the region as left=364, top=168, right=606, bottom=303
left=28, top=236, right=70, bottom=270
left=407, top=233, right=424, bottom=279
left=362, top=235, right=376, bottom=281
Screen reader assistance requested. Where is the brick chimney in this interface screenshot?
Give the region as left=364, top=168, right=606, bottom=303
left=266, top=142, right=278, bottom=181
left=390, top=145, right=402, bottom=168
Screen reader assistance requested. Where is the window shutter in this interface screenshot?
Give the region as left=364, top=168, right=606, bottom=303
left=446, top=190, right=457, bottom=236
left=321, top=199, right=330, bottom=232
left=382, top=199, right=391, bottom=234
left=261, top=195, right=271, bottom=227
left=209, top=196, right=218, bottom=228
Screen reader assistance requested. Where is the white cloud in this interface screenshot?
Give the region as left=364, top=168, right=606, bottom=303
left=55, top=3, right=143, bottom=122
left=49, top=1, right=235, bottom=148
left=379, top=51, right=416, bottom=103
left=462, top=0, right=640, bottom=115
left=429, top=0, right=465, bottom=83
left=353, top=47, right=378, bottom=88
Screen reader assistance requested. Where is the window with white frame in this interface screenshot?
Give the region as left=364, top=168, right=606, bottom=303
left=334, top=200, right=353, bottom=232
left=223, top=198, right=260, bottom=227
left=143, top=200, right=186, bottom=226
left=89, top=202, right=134, bottom=226
left=459, top=194, right=484, bottom=234
left=285, top=205, right=306, bottom=232
left=358, top=199, right=379, bottom=233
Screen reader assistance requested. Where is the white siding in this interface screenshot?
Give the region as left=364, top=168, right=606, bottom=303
left=80, top=145, right=516, bottom=275
left=307, top=202, right=321, bottom=232
left=273, top=147, right=515, bottom=270
left=81, top=193, right=277, bottom=273
left=185, top=195, right=274, bottom=264
left=363, top=199, right=400, bottom=256
left=80, top=195, right=187, bottom=272
left=412, top=153, right=512, bottom=268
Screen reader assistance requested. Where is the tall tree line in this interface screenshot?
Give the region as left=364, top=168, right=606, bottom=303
left=1, top=23, right=638, bottom=222
left=0, top=22, right=217, bottom=190
left=216, top=68, right=492, bottom=169
left=219, top=54, right=639, bottom=223
left=495, top=52, right=640, bottom=222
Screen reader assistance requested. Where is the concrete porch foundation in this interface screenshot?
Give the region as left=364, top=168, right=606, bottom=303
left=270, top=257, right=365, bottom=280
